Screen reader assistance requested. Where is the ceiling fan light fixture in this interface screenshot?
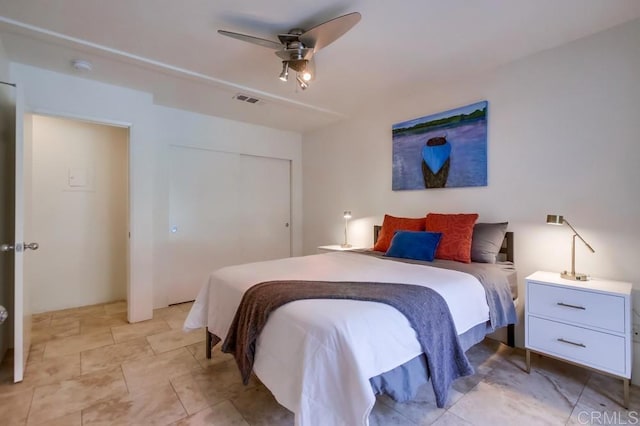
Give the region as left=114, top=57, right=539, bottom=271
left=299, top=59, right=313, bottom=81
left=279, top=61, right=289, bottom=82
left=296, top=75, right=309, bottom=90
left=219, top=11, right=361, bottom=93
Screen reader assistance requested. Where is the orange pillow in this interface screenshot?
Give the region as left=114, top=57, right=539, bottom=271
left=374, top=214, right=425, bottom=252
left=425, top=213, right=479, bottom=263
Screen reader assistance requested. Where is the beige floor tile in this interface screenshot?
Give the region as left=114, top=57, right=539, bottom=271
left=229, top=384, right=292, bottom=426
left=82, top=383, right=186, bottom=426
left=27, top=367, right=127, bottom=424
left=79, top=313, right=129, bottom=335
left=377, top=382, right=463, bottom=425
left=81, top=337, right=155, bottom=374
left=121, top=347, right=202, bottom=394
left=31, top=312, right=52, bottom=327
left=31, top=320, right=80, bottom=345
left=369, top=401, right=415, bottom=426
left=0, top=386, right=34, bottom=425
left=21, top=353, right=81, bottom=389
left=171, top=373, right=210, bottom=415
left=27, top=343, right=46, bottom=364
left=430, top=412, right=473, bottom=426
left=187, top=342, right=234, bottom=369
left=146, top=327, right=205, bottom=353
left=111, top=319, right=171, bottom=343
left=566, top=372, right=640, bottom=424
left=181, top=359, right=259, bottom=409
left=103, top=301, right=127, bottom=315
left=47, top=306, right=108, bottom=330
left=465, top=339, right=513, bottom=371
left=448, top=381, right=571, bottom=425
left=483, top=350, right=588, bottom=418
left=51, top=304, right=107, bottom=320
left=27, top=410, right=82, bottom=426
left=49, top=316, right=83, bottom=329
left=43, top=331, right=114, bottom=359
left=171, top=400, right=249, bottom=426
left=153, top=305, right=186, bottom=319
left=165, top=309, right=189, bottom=330
left=177, top=301, right=195, bottom=312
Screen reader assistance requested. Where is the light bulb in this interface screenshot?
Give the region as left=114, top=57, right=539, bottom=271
left=296, top=75, right=308, bottom=90
left=279, top=62, right=289, bottom=82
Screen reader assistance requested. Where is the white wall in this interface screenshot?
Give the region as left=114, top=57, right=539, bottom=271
left=9, top=63, right=302, bottom=320
left=302, top=19, right=640, bottom=354
left=29, top=115, right=128, bottom=312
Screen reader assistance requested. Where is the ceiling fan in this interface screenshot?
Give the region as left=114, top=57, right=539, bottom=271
left=218, top=12, right=361, bottom=90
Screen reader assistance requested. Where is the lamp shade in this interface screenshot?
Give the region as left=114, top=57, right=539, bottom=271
left=343, top=211, right=352, bottom=219
left=546, top=214, right=564, bottom=225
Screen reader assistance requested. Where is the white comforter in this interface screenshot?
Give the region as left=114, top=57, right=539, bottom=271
left=184, top=252, right=490, bottom=426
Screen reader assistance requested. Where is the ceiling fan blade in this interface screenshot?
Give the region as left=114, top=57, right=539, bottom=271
left=275, top=48, right=314, bottom=61
left=218, top=30, right=282, bottom=50
left=299, top=12, right=361, bottom=51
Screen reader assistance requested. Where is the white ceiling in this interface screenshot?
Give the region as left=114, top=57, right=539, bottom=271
left=1, top=1, right=639, bottom=133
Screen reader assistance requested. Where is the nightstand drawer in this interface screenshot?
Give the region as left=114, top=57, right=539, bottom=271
left=528, top=282, right=625, bottom=333
left=527, top=316, right=626, bottom=375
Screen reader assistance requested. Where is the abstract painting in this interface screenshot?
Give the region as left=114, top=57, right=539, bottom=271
left=392, top=101, right=488, bottom=190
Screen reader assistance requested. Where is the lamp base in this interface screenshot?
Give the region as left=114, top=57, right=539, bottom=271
left=340, top=243, right=352, bottom=248
left=560, top=271, right=590, bottom=281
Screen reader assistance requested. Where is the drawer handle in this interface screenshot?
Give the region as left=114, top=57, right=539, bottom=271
left=557, top=338, right=586, bottom=348
left=557, top=302, right=586, bottom=310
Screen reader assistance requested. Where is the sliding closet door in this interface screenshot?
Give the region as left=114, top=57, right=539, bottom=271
left=168, top=146, right=240, bottom=305
left=167, top=146, right=291, bottom=305
left=237, top=154, right=291, bottom=263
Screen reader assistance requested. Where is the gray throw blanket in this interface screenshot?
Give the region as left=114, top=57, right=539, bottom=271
left=358, top=250, right=518, bottom=330
left=221, top=280, right=473, bottom=408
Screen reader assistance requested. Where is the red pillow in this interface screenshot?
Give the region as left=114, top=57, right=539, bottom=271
left=373, top=214, right=425, bottom=252
left=425, top=213, right=479, bottom=263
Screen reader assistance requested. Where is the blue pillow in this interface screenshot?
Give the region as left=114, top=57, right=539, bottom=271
left=384, top=231, right=442, bottom=262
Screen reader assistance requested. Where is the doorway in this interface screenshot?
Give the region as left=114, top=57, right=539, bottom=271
left=28, top=115, right=129, bottom=313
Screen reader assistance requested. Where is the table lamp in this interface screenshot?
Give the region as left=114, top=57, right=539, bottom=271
left=546, top=214, right=595, bottom=281
left=341, top=211, right=352, bottom=248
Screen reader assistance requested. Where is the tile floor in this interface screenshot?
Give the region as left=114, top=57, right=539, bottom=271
left=0, top=301, right=638, bottom=425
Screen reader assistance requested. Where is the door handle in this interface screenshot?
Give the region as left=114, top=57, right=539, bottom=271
left=24, top=242, right=39, bottom=251
left=0, top=305, right=7, bottom=324
left=1, top=242, right=39, bottom=252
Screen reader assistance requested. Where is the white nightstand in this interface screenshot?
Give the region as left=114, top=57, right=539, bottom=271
left=317, top=245, right=366, bottom=253
left=525, top=271, right=632, bottom=407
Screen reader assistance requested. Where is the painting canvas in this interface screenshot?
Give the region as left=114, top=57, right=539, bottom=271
left=392, top=101, right=488, bottom=190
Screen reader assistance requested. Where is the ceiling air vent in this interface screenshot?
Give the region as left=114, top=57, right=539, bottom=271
left=233, top=94, right=263, bottom=105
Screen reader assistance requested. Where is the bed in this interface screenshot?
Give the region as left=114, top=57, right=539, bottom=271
left=184, top=222, right=517, bottom=426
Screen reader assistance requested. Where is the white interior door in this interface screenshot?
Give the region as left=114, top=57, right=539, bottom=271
left=0, top=84, right=33, bottom=382
left=167, top=146, right=291, bottom=304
